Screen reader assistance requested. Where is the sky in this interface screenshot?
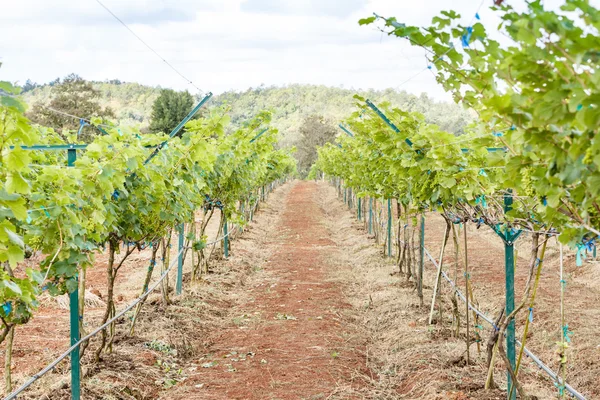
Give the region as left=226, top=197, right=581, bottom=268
left=0, top=0, right=509, bottom=100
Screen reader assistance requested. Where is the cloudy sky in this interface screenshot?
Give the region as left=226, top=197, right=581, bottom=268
left=0, top=0, right=507, bottom=100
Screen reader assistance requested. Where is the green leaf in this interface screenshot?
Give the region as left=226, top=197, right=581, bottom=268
left=6, top=172, right=30, bottom=194
left=27, top=269, right=45, bottom=285
left=6, top=147, right=31, bottom=172
left=4, top=198, right=27, bottom=220
left=3, top=279, right=22, bottom=295
left=7, top=245, right=24, bottom=267
left=65, top=278, right=78, bottom=294
left=4, top=227, right=24, bottom=248
left=439, top=177, right=457, bottom=189
left=358, top=16, right=377, bottom=26
left=126, top=157, right=139, bottom=170
left=0, top=96, right=26, bottom=113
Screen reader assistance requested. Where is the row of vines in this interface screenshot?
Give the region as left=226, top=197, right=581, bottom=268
left=311, top=0, right=598, bottom=398
left=0, top=82, right=296, bottom=395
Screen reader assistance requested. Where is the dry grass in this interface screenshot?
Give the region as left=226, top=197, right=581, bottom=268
left=315, top=181, right=580, bottom=399
left=49, top=290, right=106, bottom=310
left=4, top=183, right=292, bottom=400
left=7, top=181, right=598, bottom=399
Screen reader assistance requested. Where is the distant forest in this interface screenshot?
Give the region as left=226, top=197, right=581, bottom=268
left=21, top=77, right=473, bottom=175
left=22, top=79, right=473, bottom=147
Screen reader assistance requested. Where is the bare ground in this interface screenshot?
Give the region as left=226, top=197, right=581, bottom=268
left=319, top=181, right=600, bottom=399
left=0, top=184, right=287, bottom=399
left=2, top=180, right=599, bottom=399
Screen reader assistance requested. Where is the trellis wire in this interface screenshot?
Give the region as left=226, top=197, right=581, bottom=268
left=94, top=0, right=204, bottom=95
left=3, top=246, right=185, bottom=400
left=7, top=179, right=279, bottom=399
left=421, top=247, right=585, bottom=400
left=43, top=106, right=114, bottom=128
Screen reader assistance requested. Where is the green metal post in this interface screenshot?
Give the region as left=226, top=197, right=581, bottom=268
left=365, top=99, right=413, bottom=147
left=223, top=220, right=229, bottom=258
left=261, top=186, right=265, bottom=202
left=176, top=223, right=184, bottom=295
left=358, top=198, right=362, bottom=221
left=145, top=93, right=213, bottom=165
left=67, top=149, right=80, bottom=400
left=368, top=198, right=373, bottom=234
left=504, top=193, right=516, bottom=400
left=419, top=214, right=425, bottom=301
left=344, top=187, right=347, bottom=204
left=349, top=188, right=352, bottom=209
left=250, top=127, right=268, bottom=143
left=339, top=124, right=354, bottom=137
left=387, top=198, right=392, bottom=258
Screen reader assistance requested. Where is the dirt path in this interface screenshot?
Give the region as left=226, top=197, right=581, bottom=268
left=171, top=181, right=369, bottom=399
left=10, top=179, right=596, bottom=399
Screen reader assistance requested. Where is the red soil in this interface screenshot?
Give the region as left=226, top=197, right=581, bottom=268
left=171, top=181, right=370, bottom=399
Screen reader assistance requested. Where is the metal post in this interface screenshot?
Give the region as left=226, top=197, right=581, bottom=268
left=223, top=219, right=229, bottom=258
left=419, top=214, right=425, bottom=302
left=344, top=187, right=347, bottom=204
left=387, top=198, right=392, bottom=258
left=145, top=93, right=213, bottom=165
left=368, top=197, right=373, bottom=234
left=358, top=197, right=362, bottom=221
left=504, top=192, right=516, bottom=400
left=67, top=148, right=80, bottom=400
left=250, top=127, right=268, bottom=143
left=176, top=223, right=184, bottom=295
left=349, top=188, right=352, bottom=209
left=365, top=99, right=413, bottom=147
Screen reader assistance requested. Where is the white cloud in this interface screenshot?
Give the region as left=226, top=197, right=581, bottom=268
left=240, top=0, right=367, bottom=18
left=0, top=0, right=512, bottom=101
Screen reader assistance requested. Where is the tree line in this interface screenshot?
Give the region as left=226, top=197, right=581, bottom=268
left=21, top=76, right=474, bottom=176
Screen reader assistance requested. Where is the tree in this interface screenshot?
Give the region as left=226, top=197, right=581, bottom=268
left=27, top=73, right=115, bottom=142
left=21, top=79, right=38, bottom=93
left=296, top=115, right=337, bottom=177
left=148, top=89, right=194, bottom=135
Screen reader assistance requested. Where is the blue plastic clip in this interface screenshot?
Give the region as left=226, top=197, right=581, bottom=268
left=461, top=26, right=473, bottom=47
left=562, top=324, right=573, bottom=343
left=1, top=302, right=12, bottom=316
left=560, top=279, right=567, bottom=287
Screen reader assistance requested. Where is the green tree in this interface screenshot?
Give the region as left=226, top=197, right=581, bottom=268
left=148, top=89, right=194, bottom=135
left=27, top=73, right=114, bottom=142
left=296, top=115, right=337, bottom=177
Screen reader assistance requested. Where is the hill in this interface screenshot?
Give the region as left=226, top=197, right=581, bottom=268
left=22, top=81, right=474, bottom=148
